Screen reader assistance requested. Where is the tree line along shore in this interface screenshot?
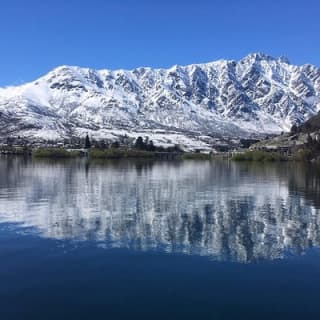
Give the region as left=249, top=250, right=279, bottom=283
left=0, top=135, right=212, bottom=160
left=1, top=130, right=320, bottom=162
left=0, top=146, right=317, bottom=162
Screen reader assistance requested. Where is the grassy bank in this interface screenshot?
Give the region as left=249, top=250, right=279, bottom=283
left=33, top=148, right=81, bottom=158
left=179, top=152, right=211, bottom=160
left=89, top=148, right=160, bottom=159
left=89, top=148, right=212, bottom=160
left=31, top=147, right=212, bottom=160
left=232, top=150, right=288, bottom=161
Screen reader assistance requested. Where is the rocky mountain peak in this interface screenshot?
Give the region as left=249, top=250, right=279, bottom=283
left=0, top=53, right=319, bottom=147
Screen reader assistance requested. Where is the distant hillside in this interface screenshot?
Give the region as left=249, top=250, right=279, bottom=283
left=292, top=112, right=320, bottom=134
left=251, top=112, right=320, bottom=161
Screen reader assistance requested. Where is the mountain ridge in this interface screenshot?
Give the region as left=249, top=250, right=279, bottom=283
left=0, top=53, right=319, bottom=148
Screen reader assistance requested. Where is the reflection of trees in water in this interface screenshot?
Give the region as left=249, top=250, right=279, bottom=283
left=0, top=157, right=320, bottom=263
left=287, top=163, right=320, bottom=209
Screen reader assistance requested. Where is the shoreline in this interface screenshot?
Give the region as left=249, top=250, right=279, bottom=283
left=1, top=146, right=316, bottom=162
left=0, top=147, right=212, bottom=160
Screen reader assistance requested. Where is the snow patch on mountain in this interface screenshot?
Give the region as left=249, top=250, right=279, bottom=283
left=0, top=53, right=319, bottom=148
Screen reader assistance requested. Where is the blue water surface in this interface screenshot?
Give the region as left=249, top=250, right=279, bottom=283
left=1, top=157, right=320, bottom=319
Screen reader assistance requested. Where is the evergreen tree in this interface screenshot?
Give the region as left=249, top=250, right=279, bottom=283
left=99, top=140, right=107, bottom=149
left=148, top=140, right=155, bottom=152
left=111, top=141, right=120, bottom=148
left=85, top=134, right=91, bottom=149
left=134, top=136, right=145, bottom=150
left=290, top=124, right=298, bottom=134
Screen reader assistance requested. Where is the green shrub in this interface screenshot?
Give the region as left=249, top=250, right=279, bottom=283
left=232, top=150, right=287, bottom=161
left=179, top=153, right=211, bottom=160
left=33, top=148, right=81, bottom=158
left=89, top=148, right=157, bottom=159
left=89, top=148, right=214, bottom=160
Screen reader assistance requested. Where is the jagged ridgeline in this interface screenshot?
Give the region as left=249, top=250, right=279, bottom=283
left=0, top=53, right=319, bottom=146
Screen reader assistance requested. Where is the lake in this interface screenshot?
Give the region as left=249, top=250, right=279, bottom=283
left=1, top=156, right=320, bottom=319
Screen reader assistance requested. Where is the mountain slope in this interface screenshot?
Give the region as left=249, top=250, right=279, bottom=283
left=0, top=53, right=319, bottom=145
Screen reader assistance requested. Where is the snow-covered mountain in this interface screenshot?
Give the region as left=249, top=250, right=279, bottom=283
left=0, top=53, right=319, bottom=145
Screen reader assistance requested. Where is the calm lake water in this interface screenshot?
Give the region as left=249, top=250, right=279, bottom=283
left=1, top=156, right=320, bottom=319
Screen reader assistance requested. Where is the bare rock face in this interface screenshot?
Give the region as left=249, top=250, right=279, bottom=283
left=0, top=53, right=319, bottom=142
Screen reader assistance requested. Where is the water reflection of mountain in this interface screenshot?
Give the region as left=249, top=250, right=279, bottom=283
left=0, top=157, right=320, bottom=263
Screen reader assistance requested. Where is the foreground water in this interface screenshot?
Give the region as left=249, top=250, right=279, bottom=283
left=1, top=157, right=320, bottom=319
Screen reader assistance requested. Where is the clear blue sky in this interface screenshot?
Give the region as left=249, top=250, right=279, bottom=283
left=0, top=0, right=319, bottom=86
